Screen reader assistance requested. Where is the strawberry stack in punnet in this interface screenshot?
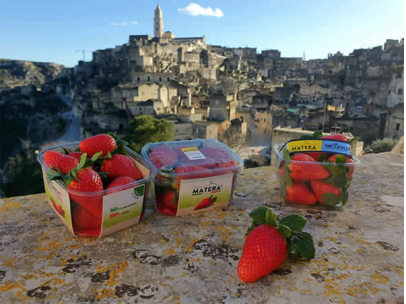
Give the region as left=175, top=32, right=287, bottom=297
left=42, top=134, right=144, bottom=237
left=142, top=138, right=243, bottom=216
left=277, top=132, right=360, bottom=208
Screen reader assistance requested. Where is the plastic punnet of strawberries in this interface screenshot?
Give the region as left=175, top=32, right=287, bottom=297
left=277, top=132, right=360, bottom=208
left=238, top=206, right=315, bottom=283
left=42, top=133, right=144, bottom=237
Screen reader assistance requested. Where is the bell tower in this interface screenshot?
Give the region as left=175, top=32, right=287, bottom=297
left=154, top=5, right=164, bottom=38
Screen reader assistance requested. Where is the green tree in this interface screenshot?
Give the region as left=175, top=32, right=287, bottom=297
left=123, top=115, right=174, bottom=153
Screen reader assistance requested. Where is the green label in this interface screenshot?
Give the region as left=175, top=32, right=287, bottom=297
left=176, top=174, right=233, bottom=216
left=101, top=184, right=145, bottom=236
left=43, top=172, right=73, bottom=233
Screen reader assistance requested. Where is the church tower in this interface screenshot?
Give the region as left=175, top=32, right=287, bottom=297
left=154, top=5, right=164, bottom=38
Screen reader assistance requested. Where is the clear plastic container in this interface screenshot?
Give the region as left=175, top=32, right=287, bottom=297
left=141, top=139, right=243, bottom=216
left=274, top=143, right=360, bottom=208
left=37, top=142, right=157, bottom=237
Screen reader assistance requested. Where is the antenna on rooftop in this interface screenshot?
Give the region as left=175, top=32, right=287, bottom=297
left=75, top=49, right=91, bottom=61
left=303, top=50, right=306, bottom=61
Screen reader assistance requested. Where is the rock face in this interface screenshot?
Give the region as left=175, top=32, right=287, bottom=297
left=0, top=59, right=65, bottom=88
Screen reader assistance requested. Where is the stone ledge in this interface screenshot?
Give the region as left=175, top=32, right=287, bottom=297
left=0, top=153, right=403, bottom=303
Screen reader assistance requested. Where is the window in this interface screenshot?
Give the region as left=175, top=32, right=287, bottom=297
left=167, top=77, right=170, bottom=81
left=157, top=107, right=160, bottom=111
left=159, top=77, right=162, bottom=82
left=147, top=76, right=151, bottom=81
left=137, top=77, right=140, bottom=81
left=396, top=123, right=400, bottom=131
left=398, top=88, right=403, bottom=95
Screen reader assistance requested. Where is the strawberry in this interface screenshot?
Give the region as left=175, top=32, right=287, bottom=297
left=100, top=154, right=142, bottom=180
left=69, top=152, right=84, bottom=161
left=159, top=189, right=178, bottom=209
left=194, top=195, right=217, bottom=210
left=238, top=207, right=315, bottom=283
left=67, top=168, right=104, bottom=217
left=302, top=152, right=326, bottom=162
left=310, top=181, right=341, bottom=205
left=79, top=134, right=117, bottom=157
left=72, top=204, right=101, bottom=237
left=321, top=134, right=348, bottom=142
left=289, top=153, right=329, bottom=182
left=149, top=145, right=178, bottom=169
left=43, top=150, right=62, bottom=169
left=328, top=154, right=354, bottom=178
left=54, top=154, right=79, bottom=174
left=173, top=165, right=213, bottom=189
left=106, top=176, right=136, bottom=191
left=285, top=183, right=317, bottom=205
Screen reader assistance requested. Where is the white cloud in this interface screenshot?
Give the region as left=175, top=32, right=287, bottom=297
left=110, top=21, right=138, bottom=27
left=178, top=3, right=223, bottom=18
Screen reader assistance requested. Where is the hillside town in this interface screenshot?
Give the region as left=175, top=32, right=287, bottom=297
left=1, top=5, right=404, bottom=165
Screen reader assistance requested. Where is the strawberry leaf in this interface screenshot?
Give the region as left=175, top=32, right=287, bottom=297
left=283, top=149, right=291, bottom=161
left=276, top=224, right=291, bottom=238
left=288, top=232, right=315, bottom=259
left=279, top=214, right=307, bottom=232
left=348, top=136, right=360, bottom=145
left=98, top=172, right=109, bottom=179
left=321, top=193, right=340, bottom=206
left=75, top=147, right=81, bottom=152
left=335, top=155, right=347, bottom=164
left=107, top=131, right=118, bottom=141
left=248, top=206, right=268, bottom=226
left=312, top=130, right=323, bottom=138
left=46, top=169, right=62, bottom=181
left=341, top=191, right=349, bottom=206
left=91, top=151, right=103, bottom=162
left=265, top=209, right=277, bottom=227
left=281, top=184, right=287, bottom=197
left=78, top=153, right=87, bottom=168
left=62, top=147, right=71, bottom=155
left=117, top=139, right=129, bottom=146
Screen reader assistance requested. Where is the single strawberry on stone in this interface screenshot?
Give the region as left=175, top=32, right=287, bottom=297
left=289, top=153, right=330, bottom=182
left=100, top=154, right=142, bottom=180
left=79, top=134, right=117, bottom=157
left=43, top=150, right=62, bottom=169
left=285, top=183, right=317, bottom=205
left=238, top=207, right=315, bottom=283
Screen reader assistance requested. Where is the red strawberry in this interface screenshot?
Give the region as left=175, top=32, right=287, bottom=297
left=149, top=146, right=178, bottom=169
left=69, top=152, right=84, bottom=161
left=43, top=151, right=62, bottom=169
left=238, top=224, right=288, bottom=283
left=159, top=189, right=178, bottom=209
left=310, top=181, right=341, bottom=205
left=237, top=207, right=315, bottom=283
left=321, top=134, right=348, bottom=142
left=194, top=195, right=217, bottom=210
left=289, top=153, right=329, bottom=182
left=67, top=168, right=104, bottom=217
left=79, top=134, right=117, bottom=157
left=72, top=204, right=101, bottom=237
left=106, top=176, right=136, bottom=191
left=285, top=183, right=317, bottom=205
left=328, top=154, right=355, bottom=178
left=55, top=154, right=79, bottom=174
left=100, top=154, right=142, bottom=180
left=173, top=165, right=213, bottom=189
left=302, top=152, right=326, bottom=162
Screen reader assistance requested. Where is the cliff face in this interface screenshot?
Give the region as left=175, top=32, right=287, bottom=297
left=0, top=59, right=65, bottom=88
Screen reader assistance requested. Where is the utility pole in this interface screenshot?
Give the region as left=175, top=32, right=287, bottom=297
left=75, top=49, right=91, bottom=61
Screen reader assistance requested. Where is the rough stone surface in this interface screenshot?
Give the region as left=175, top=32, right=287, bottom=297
left=0, top=153, right=403, bottom=303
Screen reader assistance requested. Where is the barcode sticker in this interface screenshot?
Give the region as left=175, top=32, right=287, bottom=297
left=181, top=147, right=206, bottom=160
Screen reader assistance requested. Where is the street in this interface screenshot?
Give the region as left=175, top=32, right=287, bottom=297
left=55, top=95, right=82, bottom=143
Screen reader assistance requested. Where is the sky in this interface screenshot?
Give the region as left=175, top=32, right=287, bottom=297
left=0, top=0, right=404, bottom=67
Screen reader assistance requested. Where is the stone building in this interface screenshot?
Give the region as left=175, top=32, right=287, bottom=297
left=209, top=93, right=237, bottom=121
left=254, top=108, right=273, bottom=135
left=384, top=103, right=404, bottom=138
left=387, top=70, right=404, bottom=108
left=154, top=5, right=164, bottom=38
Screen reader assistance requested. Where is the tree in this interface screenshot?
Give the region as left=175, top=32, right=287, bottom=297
left=123, top=115, right=174, bottom=154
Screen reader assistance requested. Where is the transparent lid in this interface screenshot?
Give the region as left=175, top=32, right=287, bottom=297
left=38, top=141, right=157, bottom=196
left=141, top=138, right=244, bottom=176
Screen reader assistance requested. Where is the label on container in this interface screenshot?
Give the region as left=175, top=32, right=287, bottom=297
left=100, top=185, right=145, bottom=237
left=176, top=173, right=233, bottom=216
left=286, top=139, right=351, bottom=156
left=181, top=147, right=206, bottom=160
left=43, top=172, right=74, bottom=234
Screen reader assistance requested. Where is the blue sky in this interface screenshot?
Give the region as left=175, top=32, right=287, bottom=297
left=1, top=0, right=404, bottom=67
